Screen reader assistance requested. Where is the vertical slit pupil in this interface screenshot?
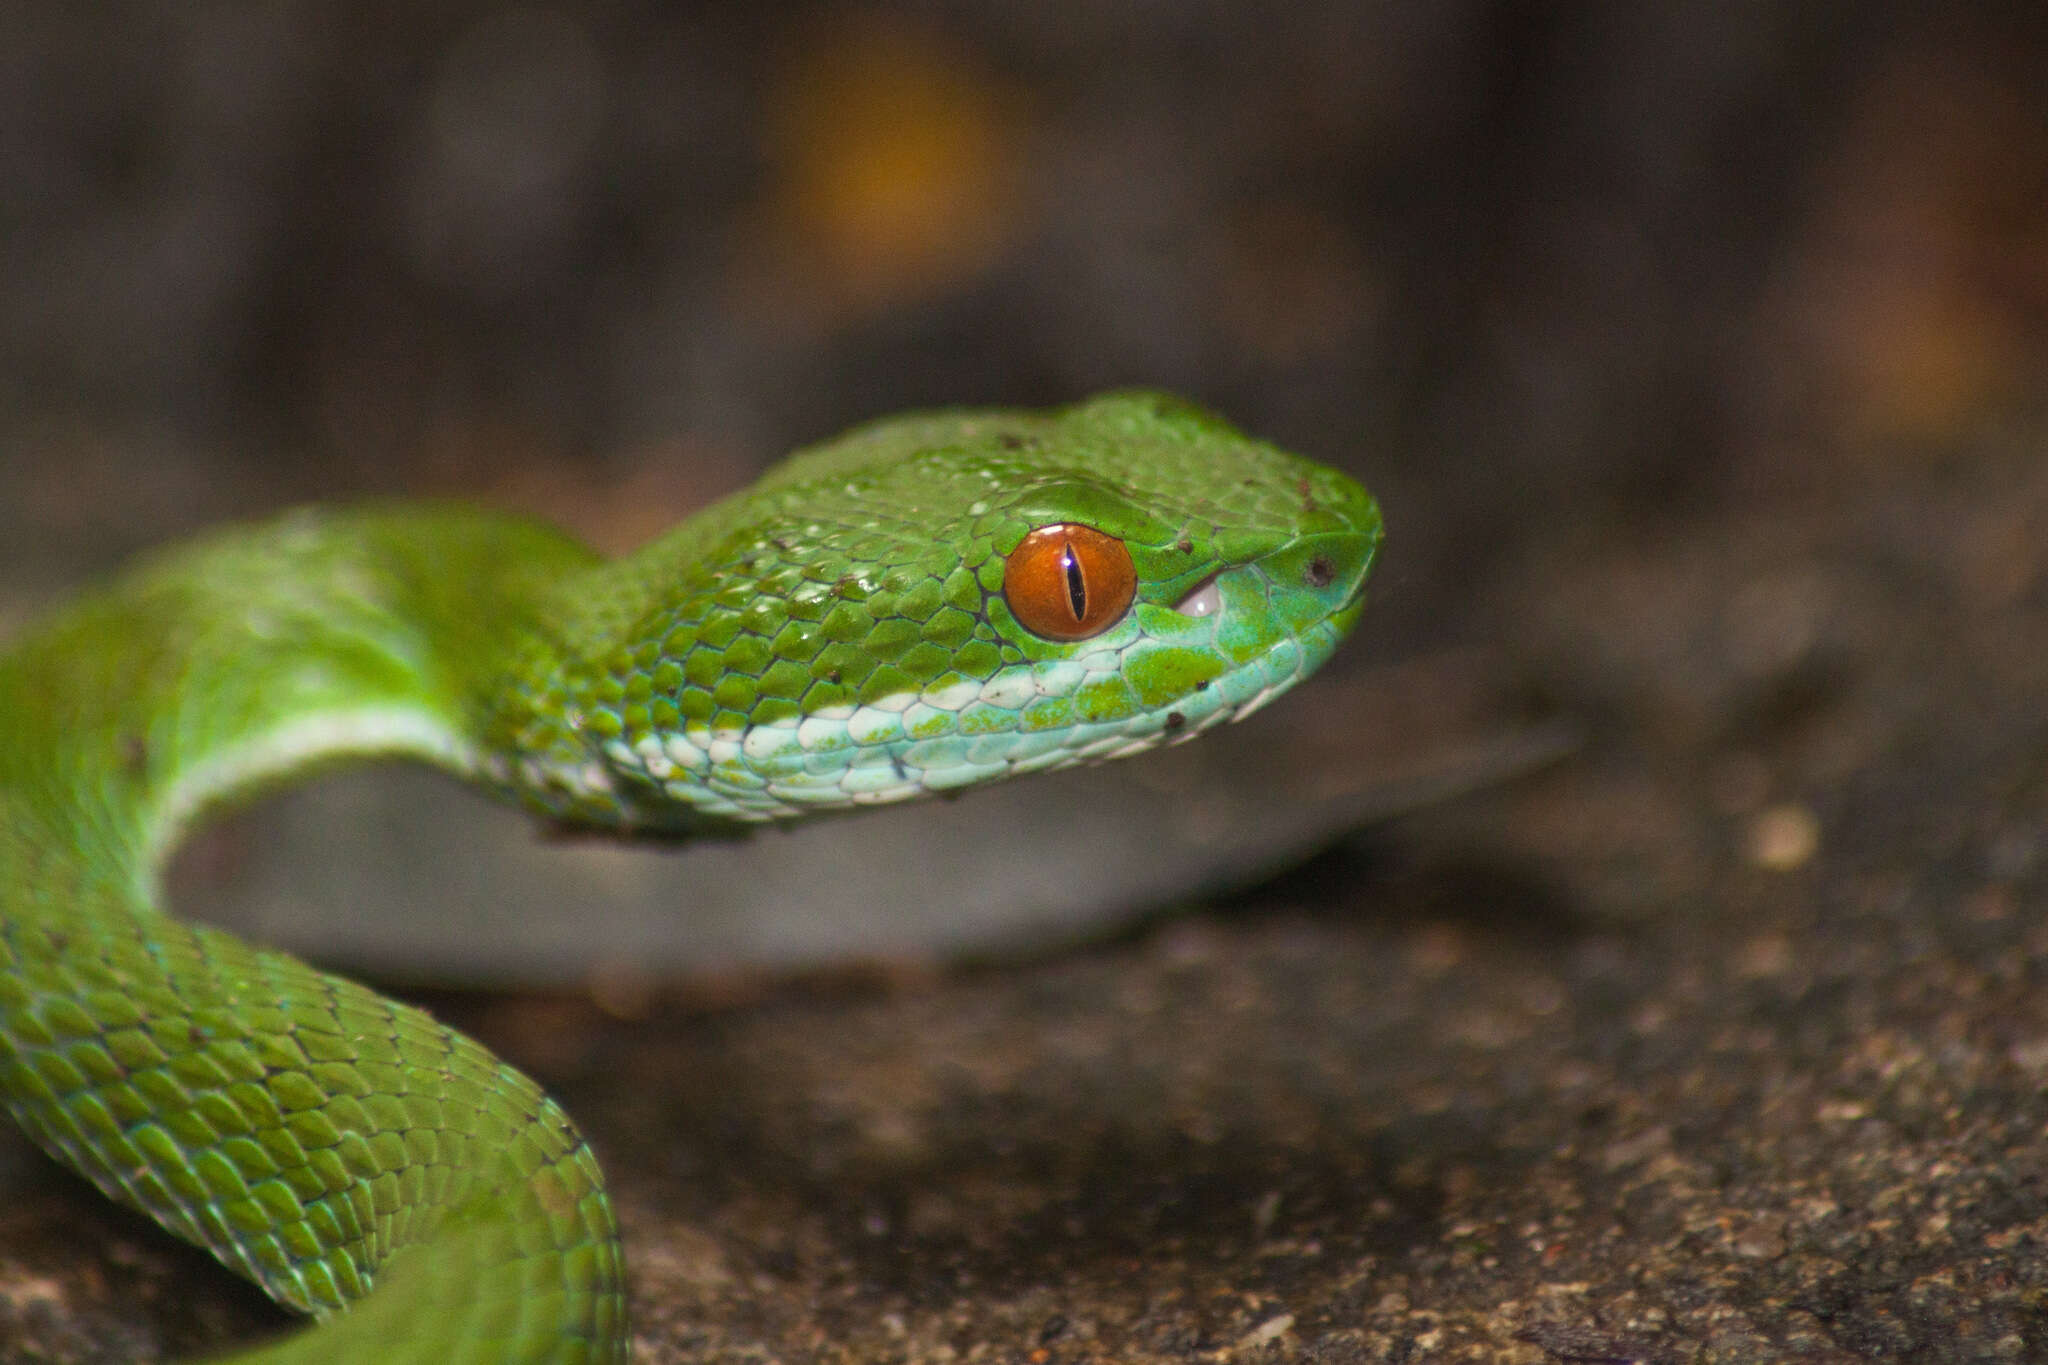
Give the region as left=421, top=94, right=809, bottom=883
left=1062, top=542, right=1088, bottom=622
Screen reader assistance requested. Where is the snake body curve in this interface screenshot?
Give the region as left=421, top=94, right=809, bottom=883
left=0, top=392, right=1380, bottom=1361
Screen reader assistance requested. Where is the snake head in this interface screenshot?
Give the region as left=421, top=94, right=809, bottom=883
left=516, top=392, right=1380, bottom=827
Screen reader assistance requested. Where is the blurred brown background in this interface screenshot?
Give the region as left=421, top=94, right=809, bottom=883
left=3, top=3, right=2040, bottom=615
left=8, top=5, right=2048, bottom=1363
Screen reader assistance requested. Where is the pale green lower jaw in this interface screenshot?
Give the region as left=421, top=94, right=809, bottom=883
left=598, top=591, right=1356, bottom=824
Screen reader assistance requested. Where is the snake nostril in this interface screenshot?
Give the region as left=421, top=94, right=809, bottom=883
left=1304, top=555, right=1335, bottom=589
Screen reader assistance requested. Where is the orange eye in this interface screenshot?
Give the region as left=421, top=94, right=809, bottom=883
left=1002, top=523, right=1137, bottom=641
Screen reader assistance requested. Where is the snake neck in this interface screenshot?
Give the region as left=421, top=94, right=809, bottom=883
left=0, top=504, right=609, bottom=907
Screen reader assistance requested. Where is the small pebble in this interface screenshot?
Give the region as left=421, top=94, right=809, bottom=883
left=1745, top=803, right=1820, bottom=870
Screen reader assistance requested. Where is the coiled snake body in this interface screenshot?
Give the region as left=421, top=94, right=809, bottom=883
left=0, top=393, right=1380, bottom=1361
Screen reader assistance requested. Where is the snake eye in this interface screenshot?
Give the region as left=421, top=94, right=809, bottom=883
left=1003, top=523, right=1137, bottom=641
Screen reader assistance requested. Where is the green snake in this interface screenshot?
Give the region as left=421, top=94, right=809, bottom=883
left=0, top=392, right=1380, bottom=1362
